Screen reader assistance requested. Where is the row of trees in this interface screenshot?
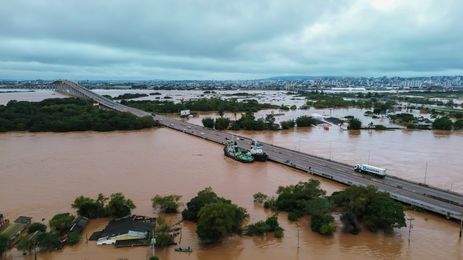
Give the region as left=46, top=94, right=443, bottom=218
left=71, top=193, right=136, bottom=218
left=243, top=215, right=284, bottom=238
left=0, top=98, right=155, bottom=132
left=201, top=113, right=318, bottom=131
left=122, top=98, right=278, bottom=114
left=254, top=180, right=406, bottom=236
left=432, top=117, right=463, bottom=130
left=201, top=117, right=231, bottom=130
left=301, top=92, right=395, bottom=113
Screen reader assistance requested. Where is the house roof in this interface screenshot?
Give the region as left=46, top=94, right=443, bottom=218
left=14, top=216, right=32, bottom=225
left=69, top=216, right=89, bottom=234
left=90, top=215, right=155, bottom=240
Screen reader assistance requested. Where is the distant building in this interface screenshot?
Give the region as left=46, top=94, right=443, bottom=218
left=327, top=87, right=367, bottom=93
left=180, top=109, right=191, bottom=117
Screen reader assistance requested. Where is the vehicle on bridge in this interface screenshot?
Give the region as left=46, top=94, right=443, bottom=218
left=224, top=142, right=254, bottom=163
left=354, top=164, right=386, bottom=178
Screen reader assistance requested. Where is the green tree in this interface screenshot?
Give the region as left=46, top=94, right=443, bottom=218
left=155, top=217, right=173, bottom=247
left=454, top=120, right=463, bottom=130
left=201, top=117, right=215, bottom=128
left=67, top=232, right=81, bottom=245
left=432, top=117, right=453, bottom=130
left=0, top=234, right=9, bottom=256
left=331, top=185, right=405, bottom=234
left=364, top=194, right=406, bottom=232
left=151, top=194, right=182, bottom=213
left=214, top=117, right=230, bottom=130
left=28, top=223, right=47, bottom=234
left=348, top=118, right=362, bottom=130
left=280, top=120, right=295, bottom=129
left=196, top=201, right=247, bottom=243
left=107, top=193, right=136, bottom=217
left=253, top=192, right=268, bottom=204
left=37, top=232, right=60, bottom=251
left=182, top=187, right=229, bottom=222
left=296, top=116, right=316, bottom=127
left=49, top=213, right=75, bottom=233
left=275, top=179, right=326, bottom=219
left=72, top=194, right=107, bottom=218
left=16, top=236, right=35, bottom=254
left=305, top=197, right=332, bottom=216
left=310, top=214, right=336, bottom=235
left=243, top=215, right=282, bottom=236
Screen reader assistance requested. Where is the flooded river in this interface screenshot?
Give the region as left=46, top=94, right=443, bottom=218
left=1, top=128, right=462, bottom=260
left=185, top=111, right=463, bottom=193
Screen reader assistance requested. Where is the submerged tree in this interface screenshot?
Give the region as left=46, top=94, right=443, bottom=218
left=107, top=193, right=136, bottom=218
left=196, top=201, right=248, bottom=243
left=151, top=194, right=182, bottom=213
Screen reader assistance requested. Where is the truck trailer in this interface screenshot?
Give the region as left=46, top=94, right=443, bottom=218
left=354, top=164, right=386, bottom=178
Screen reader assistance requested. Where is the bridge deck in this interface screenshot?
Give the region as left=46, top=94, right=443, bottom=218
left=52, top=80, right=463, bottom=221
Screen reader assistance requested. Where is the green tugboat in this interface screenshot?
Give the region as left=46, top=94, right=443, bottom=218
left=249, top=140, right=268, bottom=162
left=224, top=141, right=255, bottom=163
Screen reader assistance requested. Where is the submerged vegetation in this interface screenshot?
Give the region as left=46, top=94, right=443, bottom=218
left=254, top=180, right=406, bottom=236
left=243, top=215, right=284, bottom=238
left=123, top=97, right=278, bottom=113
left=151, top=194, right=182, bottom=213
left=182, top=187, right=248, bottom=243
left=113, top=93, right=149, bottom=100
left=0, top=98, right=154, bottom=132
left=71, top=193, right=136, bottom=218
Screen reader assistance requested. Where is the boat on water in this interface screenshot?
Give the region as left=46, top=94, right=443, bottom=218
left=249, top=140, right=268, bottom=161
left=223, top=142, right=254, bottom=163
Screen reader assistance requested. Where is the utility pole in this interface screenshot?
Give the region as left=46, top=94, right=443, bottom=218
left=459, top=215, right=462, bottom=240
left=407, top=216, right=415, bottom=244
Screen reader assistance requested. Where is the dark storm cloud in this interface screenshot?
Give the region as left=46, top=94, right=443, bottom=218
left=0, top=0, right=462, bottom=79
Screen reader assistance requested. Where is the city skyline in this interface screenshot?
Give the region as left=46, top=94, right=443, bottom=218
left=1, top=0, right=463, bottom=80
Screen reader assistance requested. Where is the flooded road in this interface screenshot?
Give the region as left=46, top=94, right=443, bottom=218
left=0, top=128, right=462, bottom=260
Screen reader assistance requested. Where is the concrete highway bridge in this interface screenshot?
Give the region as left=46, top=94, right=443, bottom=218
left=52, top=80, right=463, bottom=224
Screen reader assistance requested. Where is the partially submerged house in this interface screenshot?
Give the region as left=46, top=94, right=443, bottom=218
left=90, top=215, right=155, bottom=247
left=0, top=216, right=32, bottom=247
left=69, top=216, right=89, bottom=234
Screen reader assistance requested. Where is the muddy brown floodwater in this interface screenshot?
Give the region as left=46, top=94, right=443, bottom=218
left=0, top=128, right=462, bottom=260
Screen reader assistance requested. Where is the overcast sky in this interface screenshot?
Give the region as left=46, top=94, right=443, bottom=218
left=1, top=0, right=462, bottom=80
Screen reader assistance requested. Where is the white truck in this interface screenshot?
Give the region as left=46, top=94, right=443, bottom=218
left=354, top=164, right=386, bottom=178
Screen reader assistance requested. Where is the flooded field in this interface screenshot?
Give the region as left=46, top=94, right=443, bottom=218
left=0, top=129, right=462, bottom=260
